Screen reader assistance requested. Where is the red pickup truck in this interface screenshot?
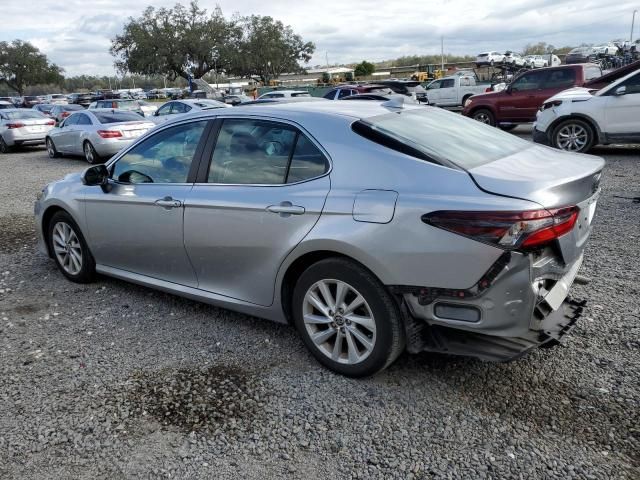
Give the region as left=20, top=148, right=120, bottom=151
left=462, top=64, right=603, bottom=128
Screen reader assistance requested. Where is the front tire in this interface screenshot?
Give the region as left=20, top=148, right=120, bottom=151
left=472, top=108, right=496, bottom=126
left=48, top=211, right=96, bottom=283
left=46, top=137, right=61, bottom=158
left=551, top=119, right=595, bottom=153
left=83, top=141, right=101, bottom=164
left=292, top=258, right=405, bottom=377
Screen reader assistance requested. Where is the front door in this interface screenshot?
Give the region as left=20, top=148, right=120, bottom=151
left=84, top=119, right=210, bottom=286
left=184, top=117, right=331, bottom=306
left=604, top=72, right=640, bottom=136
left=499, top=70, right=551, bottom=121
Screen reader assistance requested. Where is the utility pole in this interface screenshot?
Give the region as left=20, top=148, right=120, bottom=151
left=326, top=51, right=329, bottom=68
left=441, top=36, right=444, bottom=71
left=632, top=10, right=638, bottom=43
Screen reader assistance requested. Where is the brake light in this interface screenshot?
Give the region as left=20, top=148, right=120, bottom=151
left=46, top=120, right=55, bottom=126
left=61, top=112, right=70, bottom=118
left=6, top=122, right=25, bottom=129
left=422, top=206, right=580, bottom=251
left=97, top=130, right=122, bottom=138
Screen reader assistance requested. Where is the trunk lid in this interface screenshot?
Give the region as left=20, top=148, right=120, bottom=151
left=105, top=121, right=155, bottom=139
left=468, top=144, right=604, bottom=209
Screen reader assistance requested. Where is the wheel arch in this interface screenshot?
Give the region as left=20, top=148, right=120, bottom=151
left=41, top=204, right=84, bottom=258
left=548, top=114, right=603, bottom=144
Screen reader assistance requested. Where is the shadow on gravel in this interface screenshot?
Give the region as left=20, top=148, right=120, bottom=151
left=127, top=365, right=263, bottom=433
left=0, top=214, right=36, bottom=254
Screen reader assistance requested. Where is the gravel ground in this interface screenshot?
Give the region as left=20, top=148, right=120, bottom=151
left=0, top=133, right=638, bottom=479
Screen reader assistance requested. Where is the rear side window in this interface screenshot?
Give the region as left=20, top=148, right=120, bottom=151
left=337, top=89, right=352, bottom=99
left=584, top=66, right=602, bottom=81
left=511, top=71, right=549, bottom=91
left=207, top=118, right=328, bottom=184
left=441, top=79, right=455, bottom=88
left=544, top=69, right=576, bottom=89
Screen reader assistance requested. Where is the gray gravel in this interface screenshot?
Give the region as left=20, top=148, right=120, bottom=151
left=0, top=136, right=638, bottom=479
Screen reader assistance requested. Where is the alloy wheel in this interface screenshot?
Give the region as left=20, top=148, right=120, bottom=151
left=302, top=279, right=377, bottom=365
left=52, top=221, right=83, bottom=275
left=556, top=124, right=588, bottom=151
left=46, top=139, right=56, bottom=158
left=84, top=142, right=95, bottom=163
left=474, top=112, right=492, bottom=124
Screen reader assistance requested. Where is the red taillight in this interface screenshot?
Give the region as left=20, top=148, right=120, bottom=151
left=46, top=120, right=55, bottom=126
left=422, top=206, right=580, bottom=251
left=97, top=130, right=122, bottom=138
left=485, top=87, right=492, bottom=92
left=61, top=112, right=70, bottom=118
left=6, top=122, right=25, bottom=129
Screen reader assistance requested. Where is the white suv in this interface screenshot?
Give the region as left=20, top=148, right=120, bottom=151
left=475, top=51, right=505, bottom=66
left=534, top=69, right=640, bottom=152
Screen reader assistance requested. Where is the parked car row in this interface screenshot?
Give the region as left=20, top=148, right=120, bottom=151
left=475, top=51, right=561, bottom=68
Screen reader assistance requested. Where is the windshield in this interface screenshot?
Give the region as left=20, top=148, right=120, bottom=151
left=356, top=107, right=531, bottom=169
left=193, top=100, right=226, bottom=108
left=93, top=112, right=145, bottom=124
left=2, top=111, right=46, bottom=120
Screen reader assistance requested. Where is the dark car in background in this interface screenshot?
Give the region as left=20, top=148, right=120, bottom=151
left=50, top=104, right=85, bottom=124
left=373, top=80, right=428, bottom=103
left=22, top=96, right=41, bottom=108
left=565, top=47, right=597, bottom=64
left=462, top=64, right=603, bottom=127
left=69, top=93, right=94, bottom=107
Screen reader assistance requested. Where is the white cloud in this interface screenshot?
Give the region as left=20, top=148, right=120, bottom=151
left=1, top=0, right=637, bottom=76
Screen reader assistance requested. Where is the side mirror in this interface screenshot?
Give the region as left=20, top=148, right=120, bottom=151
left=614, top=86, right=626, bottom=96
left=82, top=164, right=110, bottom=192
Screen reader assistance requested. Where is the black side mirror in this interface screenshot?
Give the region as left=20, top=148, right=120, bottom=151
left=82, top=164, right=110, bottom=192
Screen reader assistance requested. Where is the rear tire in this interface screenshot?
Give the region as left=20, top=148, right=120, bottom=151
left=551, top=118, right=595, bottom=153
left=47, top=211, right=96, bottom=283
left=83, top=141, right=100, bottom=164
left=0, top=136, right=10, bottom=154
left=292, top=258, right=405, bottom=377
left=472, top=108, right=496, bottom=126
left=46, top=138, right=61, bottom=158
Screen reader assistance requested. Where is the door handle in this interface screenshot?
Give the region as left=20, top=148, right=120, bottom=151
left=266, top=201, right=305, bottom=216
left=154, top=196, right=182, bottom=209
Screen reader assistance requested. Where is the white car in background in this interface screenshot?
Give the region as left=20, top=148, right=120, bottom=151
left=45, top=94, right=68, bottom=105
left=475, top=51, right=506, bottom=66
left=593, top=43, right=618, bottom=55
left=0, top=109, right=55, bottom=153
left=150, top=99, right=230, bottom=124
left=534, top=68, right=640, bottom=152
left=524, top=55, right=549, bottom=68
left=503, top=52, right=525, bottom=67
left=257, top=90, right=312, bottom=100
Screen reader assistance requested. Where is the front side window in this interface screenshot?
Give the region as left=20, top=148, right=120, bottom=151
left=76, top=113, right=92, bottom=125
left=207, top=119, right=328, bottom=184
left=112, top=121, right=208, bottom=184
left=64, top=114, right=80, bottom=126
left=323, top=90, right=338, bottom=100
left=156, top=103, right=172, bottom=116
left=337, top=89, right=352, bottom=99
left=427, top=81, right=441, bottom=90
left=171, top=102, right=191, bottom=114
left=441, top=79, right=455, bottom=88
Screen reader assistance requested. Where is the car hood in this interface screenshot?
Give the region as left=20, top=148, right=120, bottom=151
left=546, top=87, right=595, bottom=102
left=468, top=144, right=604, bottom=208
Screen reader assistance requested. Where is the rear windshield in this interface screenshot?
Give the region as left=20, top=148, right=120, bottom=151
left=353, top=108, right=531, bottom=169
left=63, top=105, right=84, bottom=111
left=2, top=111, right=46, bottom=120
left=193, top=100, right=226, bottom=108
left=93, top=112, right=144, bottom=124
left=291, top=92, right=311, bottom=97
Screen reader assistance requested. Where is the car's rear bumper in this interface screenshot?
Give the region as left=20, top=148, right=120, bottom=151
left=396, top=246, right=589, bottom=361
left=3, top=130, right=48, bottom=146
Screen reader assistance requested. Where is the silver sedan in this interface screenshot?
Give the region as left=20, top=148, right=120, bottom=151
left=0, top=108, right=55, bottom=152
left=35, top=100, right=603, bottom=376
left=150, top=99, right=230, bottom=124
left=45, top=109, right=155, bottom=163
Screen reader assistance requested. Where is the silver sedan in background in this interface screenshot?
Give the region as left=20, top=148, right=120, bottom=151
left=45, top=109, right=155, bottom=163
left=0, top=109, right=55, bottom=153
left=150, top=99, right=230, bottom=124
left=35, top=101, right=603, bottom=376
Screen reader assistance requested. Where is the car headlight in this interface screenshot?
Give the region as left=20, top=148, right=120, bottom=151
left=540, top=100, right=562, bottom=111
left=464, top=98, right=473, bottom=107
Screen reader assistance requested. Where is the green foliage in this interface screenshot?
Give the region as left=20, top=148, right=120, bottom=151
left=110, top=1, right=241, bottom=81
left=522, top=42, right=575, bottom=55
left=378, top=54, right=475, bottom=68
left=354, top=61, right=375, bottom=77
left=0, top=40, right=63, bottom=95
left=230, top=15, right=315, bottom=84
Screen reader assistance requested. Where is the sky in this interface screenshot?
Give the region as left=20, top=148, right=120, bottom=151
left=1, top=0, right=638, bottom=77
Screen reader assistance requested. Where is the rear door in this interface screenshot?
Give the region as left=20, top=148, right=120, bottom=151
left=55, top=114, right=80, bottom=151
left=183, top=117, right=331, bottom=306
left=70, top=113, right=92, bottom=154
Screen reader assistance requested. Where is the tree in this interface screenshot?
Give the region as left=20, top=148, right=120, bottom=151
left=354, top=61, right=375, bottom=77
left=110, top=1, right=241, bottom=81
left=0, top=40, right=63, bottom=95
left=231, top=15, right=315, bottom=84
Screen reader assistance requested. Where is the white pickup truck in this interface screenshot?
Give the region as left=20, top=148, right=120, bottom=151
left=425, top=75, right=488, bottom=107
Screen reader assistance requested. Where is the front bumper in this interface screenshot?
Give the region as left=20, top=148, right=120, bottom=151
left=532, top=127, right=551, bottom=146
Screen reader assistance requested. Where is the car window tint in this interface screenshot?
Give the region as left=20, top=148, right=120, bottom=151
left=208, top=119, right=297, bottom=184
left=427, top=81, right=441, bottom=90
left=112, top=120, right=207, bottom=184
left=171, top=102, right=191, bottom=114
left=584, top=66, right=602, bottom=81
left=441, top=79, right=455, bottom=88
left=286, top=135, right=329, bottom=183
left=64, top=114, right=80, bottom=125
left=76, top=114, right=92, bottom=125
left=291, top=92, right=311, bottom=97
left=544, top=69, right=576, bottom=89
left=511, top=71, right=548, bottom=91
left=337, top=89, right=352, bottom=99
left=323, top=91, right=337, bottom=99
left=156, top=103, right=172, bottom=116
left=620, top=72, right=640, bottom=94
